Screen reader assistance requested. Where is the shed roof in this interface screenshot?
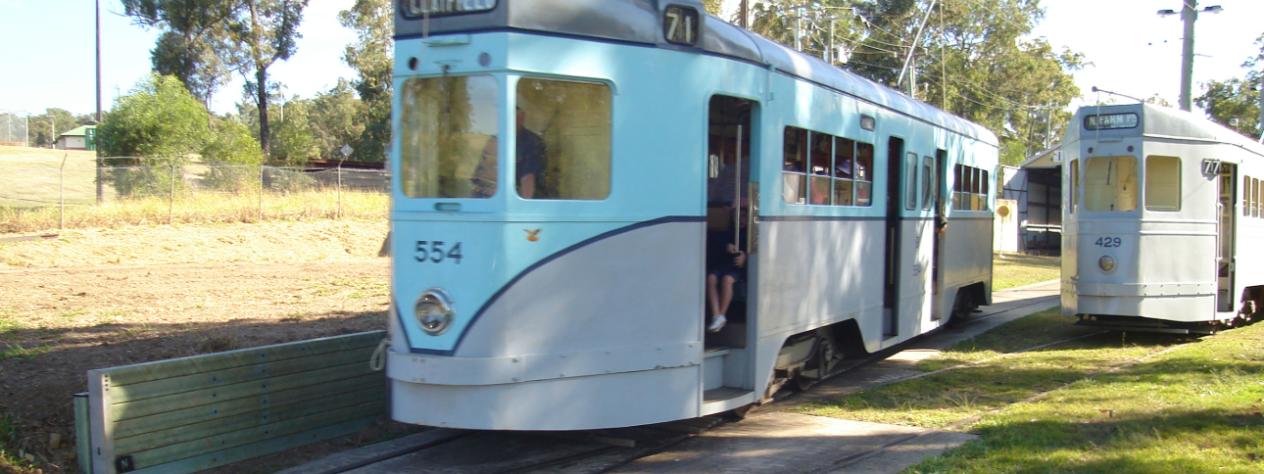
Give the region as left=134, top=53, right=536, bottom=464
left=58, top=125, right=94, bottom=138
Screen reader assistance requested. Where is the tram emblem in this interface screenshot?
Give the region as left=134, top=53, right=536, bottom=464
left=524, top=228, right=541, bottom=242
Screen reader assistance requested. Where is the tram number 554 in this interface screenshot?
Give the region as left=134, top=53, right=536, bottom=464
left=415, top=241, right=463, bottom=264
left=1094, top=236, right=1122, bottom=248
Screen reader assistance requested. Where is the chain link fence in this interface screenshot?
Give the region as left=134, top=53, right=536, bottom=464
left=0, top=152, right=389, bottom=233
left=0, top=112, right=29, bottom=146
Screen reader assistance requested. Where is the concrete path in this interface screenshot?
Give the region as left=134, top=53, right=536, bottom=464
left=615, top=279, right=1060, bottom=474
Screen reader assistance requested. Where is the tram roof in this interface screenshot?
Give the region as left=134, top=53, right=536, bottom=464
left=394, top=0, right=999, bottom=147
left=1069, top=103, right=1264, bottom=156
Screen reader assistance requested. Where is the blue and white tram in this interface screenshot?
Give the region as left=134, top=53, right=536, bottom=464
left=386, top=0, right=998, bottom=430
left=1062, top=103, right=1264, bottom=334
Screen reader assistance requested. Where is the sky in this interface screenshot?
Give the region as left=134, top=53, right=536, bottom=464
left=0, top=0, right=1261, bottom=118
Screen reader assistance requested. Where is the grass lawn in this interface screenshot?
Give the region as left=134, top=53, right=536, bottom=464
left=799, top=309, right=1264, bottom=472
left=0, top=146, right=99, bottom=208
left=993, top=253, right=1060, bottom=290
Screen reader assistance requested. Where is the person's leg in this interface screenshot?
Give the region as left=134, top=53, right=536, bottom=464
left=706, top=273, right=720, bottom=319
left=717, top=274, right=736, bottom=317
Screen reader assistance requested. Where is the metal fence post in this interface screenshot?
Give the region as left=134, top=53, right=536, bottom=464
left=168, top=161, right=175, bottom=224
left=258, top=164, right=265, bottom=221
left=336, top=160, right=345, bottom=219
left=59, top=154, right=67, bottom=231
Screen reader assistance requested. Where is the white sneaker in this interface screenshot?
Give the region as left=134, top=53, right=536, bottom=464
left=708, top=314, right=727, bottom=333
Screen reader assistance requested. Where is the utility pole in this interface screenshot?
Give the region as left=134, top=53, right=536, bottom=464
left=1159, top=2, right=1222, bottom=111
left=95, top=0, right=104, bottom=203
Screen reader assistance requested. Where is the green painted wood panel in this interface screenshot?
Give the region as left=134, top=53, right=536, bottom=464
left=110, top=360, right=376, bottom=421
left=129, top=417, right=376, bottom=474
left=102, top=331, right=384, bottom=387
left=108, top=345, right=376, bottom=403
left=114, top=386, right=385, bottom=454
left=124, top=401, right=384, bottom=469
left=111, top=373, right=382, bottom=437
left=75, top=393, right=92, bottom=474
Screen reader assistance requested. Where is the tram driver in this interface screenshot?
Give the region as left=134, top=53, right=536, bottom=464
left=472, top=107, right=548, bottom=198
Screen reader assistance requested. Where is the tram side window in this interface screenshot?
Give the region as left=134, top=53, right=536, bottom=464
left=1085, top=156, right=1138, bottom=212
left=1244, top=176, right=1251, bottom=217
left=921, top=156, right=934, bottom=210
left=981, top=169, right=990, bottom=210
left=834, top=137, right=855, bottom=206
left=1255, top=178, right=1261, bottom=218
left=783, top=127, right=808, bottom=204
left=1144, top=156, right=1181, bottom=211
left=904, top=152, right=918, bottom=210
left=516, top=78, right=612, bottom=200
left=951, top=164, right=988, bottom=211
left=855, top=143, right=874, bottom=206
left=400, top=75, right=499, bottom=199
left=1070, top=160, right=1079, bottom=213
left=810, top=132, right=832, bottom=205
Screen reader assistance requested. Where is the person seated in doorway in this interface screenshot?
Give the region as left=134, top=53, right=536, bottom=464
left=705, top=228, right=746, bottom=333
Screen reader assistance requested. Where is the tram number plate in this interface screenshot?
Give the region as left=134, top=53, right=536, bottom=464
left=1094, top=236, right=1122, bottom=248
left=415, top=240, right=463, bottom=264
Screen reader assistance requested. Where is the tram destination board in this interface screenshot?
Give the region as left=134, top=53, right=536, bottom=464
left=400, top=0, right=497, bottom=18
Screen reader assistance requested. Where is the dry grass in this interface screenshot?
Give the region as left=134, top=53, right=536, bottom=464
left=0, top=190, right=388, bottom=234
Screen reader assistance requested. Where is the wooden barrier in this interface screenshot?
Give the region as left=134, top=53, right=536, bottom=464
left=76, top=331, right=387, bottom=473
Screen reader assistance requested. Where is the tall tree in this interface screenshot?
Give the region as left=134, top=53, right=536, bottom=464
left=226, top=0, right=309, bottom=159
left=121, top=0, right=237, bottom=103
left=28, top=108, right=79, bottom=147
left=1197, top=33, right=1264, bottom=139
left=339, top=0, right=392, bottom=162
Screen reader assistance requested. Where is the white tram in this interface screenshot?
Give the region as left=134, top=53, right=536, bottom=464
left=386, top=0, right=997, bottom=430
left=1062, top=103, right=1264, bottom=333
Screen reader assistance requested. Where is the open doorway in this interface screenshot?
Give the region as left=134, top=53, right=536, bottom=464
left=705, top=96, right=755, bottom=347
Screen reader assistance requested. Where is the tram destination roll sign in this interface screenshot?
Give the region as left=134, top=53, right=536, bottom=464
left=401, top=0, right=497, bottom=17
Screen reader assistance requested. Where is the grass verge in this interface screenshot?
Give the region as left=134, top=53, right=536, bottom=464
left=0, top=415, right=37, bottom=474
left=993, top=253, right=1060, bottom=290
left=800, top=309, right=1264, bottom=472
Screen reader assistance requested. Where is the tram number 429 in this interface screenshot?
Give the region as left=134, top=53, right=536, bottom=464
left=1094, top=236, right=1122, bottom=248
left=415, top=240, right=463, bottom=264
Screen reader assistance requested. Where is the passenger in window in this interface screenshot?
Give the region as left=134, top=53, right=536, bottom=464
left=705, top=229, right=746, bottom=333
left=515, top=106, right=548, bottom=198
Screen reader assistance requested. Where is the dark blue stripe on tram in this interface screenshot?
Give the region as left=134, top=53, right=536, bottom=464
left=401, top=215, right=704, bottom=356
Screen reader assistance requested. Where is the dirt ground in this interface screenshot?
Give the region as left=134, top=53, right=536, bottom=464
left=0, top=220, right=393, bottom=472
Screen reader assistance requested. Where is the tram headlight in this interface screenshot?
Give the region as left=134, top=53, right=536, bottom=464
left=414, top=289, right=454, bottom=336
left=1098, top=255, right=1117, bottom=273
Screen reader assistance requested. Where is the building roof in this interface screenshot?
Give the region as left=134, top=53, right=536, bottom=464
left=1020, top=144, right=1061, bottom=169
left=58, top=125, right=95, bottom=138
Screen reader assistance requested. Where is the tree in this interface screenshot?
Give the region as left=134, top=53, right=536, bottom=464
left=225, top=0, right=309, bottom=159
left=202, top=117, right=264, bottom=191
left=27, top=108, right=79, bottom=147
left=121, top=0, right=237, bottom=104
left=268, top=98, right=319, bottom=166
left=307, top=80, right=366, bottom=160
left=339, top=0, right=392, bottom=162
left=97, top=75, right=213, bottom=195
left=1196, top=33, right=1263, bottom=139
left=748, top=0, right=1082, bottom=165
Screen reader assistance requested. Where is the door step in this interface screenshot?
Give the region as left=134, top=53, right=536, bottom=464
left=702, top=387, right=754, bottom=414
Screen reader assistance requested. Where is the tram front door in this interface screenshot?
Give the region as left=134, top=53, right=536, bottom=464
left=704, top=96, right=756, bottom=346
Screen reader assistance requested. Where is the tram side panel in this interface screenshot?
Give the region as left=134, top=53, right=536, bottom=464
left=1236, top=153, right=1264, bottom=309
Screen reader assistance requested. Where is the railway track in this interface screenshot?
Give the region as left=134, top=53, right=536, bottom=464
left=290, top=291, right=1065, bottom=474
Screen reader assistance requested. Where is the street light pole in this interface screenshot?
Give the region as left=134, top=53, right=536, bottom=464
left=95, top=0, right=104, bottom=203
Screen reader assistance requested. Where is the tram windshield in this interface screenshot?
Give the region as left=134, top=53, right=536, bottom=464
left=1085, top=156, right=1138, bottom=212
left=399, top=75, right=500, bottom=198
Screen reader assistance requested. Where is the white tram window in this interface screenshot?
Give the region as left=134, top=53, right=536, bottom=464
left=855, top=143, right=874, bottom=206
left=1070, top=160, right=1079, bottom=213
left=1241, top=177, right=1247, bottom=215
left=782, top=127, right=808, bottom=204
left=516, top=78, right=612, bottom=200
left=1085, top=156, right=1138, bottom=212
left=1255, top=178, right=1261, bottom=218
left=1144, top=156, right=1181, bottom=212
left=921, top=156, right=934, bottom=210
left=980, top=169, right=990, bottom=211
left=810, top=132, right=832, bottom=205
left=833, top=137, right=855, bottom=206
left=400, top=75, right=500, bottom=199
left=904, top=152, right=918, bottom=210
left=970, top=167, right=982, bottom=211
